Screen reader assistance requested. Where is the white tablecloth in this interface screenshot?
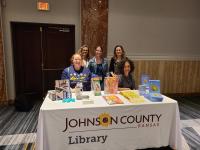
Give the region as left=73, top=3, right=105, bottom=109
left=36, top=91, right=182, bottom=150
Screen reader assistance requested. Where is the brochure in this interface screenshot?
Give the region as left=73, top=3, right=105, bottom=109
left=103, top=95, right=124, bottom=105
left=120, top=90, right=145, bottom=103
left=148, top=80, right=163, bottom=102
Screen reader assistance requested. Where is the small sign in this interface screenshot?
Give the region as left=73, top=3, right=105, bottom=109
left=37, top=2, right=50, bottom=11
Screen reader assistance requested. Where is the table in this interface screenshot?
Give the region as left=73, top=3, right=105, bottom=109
left=36, top=91, right=182, bottom=150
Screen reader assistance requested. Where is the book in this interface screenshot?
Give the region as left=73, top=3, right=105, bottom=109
left=148, top=80, right=163, bottom=102
left=91, top=77, right=101, bottom=96
left=138, top=84, right=148, bottom=96
left=104, top=77, right=118, bottom=94
left=103, top=95, right=124, bottom=105
left=55, top=79, right=71, bottom=100
left=120, top=90, right=145, bottom=103
left=149, top=80, right=160, bottom=93
left=141, top=74, right=150, bottom=86
left=48, top=90, right=56, bottom=101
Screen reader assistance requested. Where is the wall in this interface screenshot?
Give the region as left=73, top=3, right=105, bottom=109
left=2, top=0, right=80, bottom=100
left=108, top=0, right=200, bottom=94
left=133, top=60, right=200, bottom=94
left=2, top=0, right=200, bottom=100
left=108, top=0, right=200, bottom=58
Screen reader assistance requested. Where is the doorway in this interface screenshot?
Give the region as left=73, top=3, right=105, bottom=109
left=11, top=22, right=75, bottom=101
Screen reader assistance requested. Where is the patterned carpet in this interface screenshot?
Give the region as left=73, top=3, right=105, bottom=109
left=175, top=95, right=200, bottom=150
left=0, top=96, right=200, bottom=150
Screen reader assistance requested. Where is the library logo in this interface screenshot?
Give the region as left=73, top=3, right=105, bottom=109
left=62, top=112, right=162, bottom=132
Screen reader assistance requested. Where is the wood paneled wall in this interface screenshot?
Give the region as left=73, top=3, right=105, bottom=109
left=133, top=60, right=200, bottom=94
left=81, top=0, right=108, bottom=57
left=0, top=19, right=7, bottom=105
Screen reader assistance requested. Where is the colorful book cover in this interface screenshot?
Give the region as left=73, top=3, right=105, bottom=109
left=104, top=77, right=118, bottom=94
left=149, top=80, right=160, bottom=93
left=120, top=90, right=145, bottom=103
left=141, top=74, right=150, bottom=86
left=103, top=95, right=124, bottom=105
left=148, top=80, right=163, bottom=102
left=91, top=77, right=101, bottom=96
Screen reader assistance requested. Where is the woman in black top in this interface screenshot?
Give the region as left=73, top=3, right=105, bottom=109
left=109, top=45, right=127, bottom=76
left=118, top=59, right=135, bottom=90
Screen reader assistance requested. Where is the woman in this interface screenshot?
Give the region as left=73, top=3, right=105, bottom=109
left=88, top=46, right=108, bottom=89
left=109, top=45, right=127, bottom=76
left=78, top=45, right=90, bottom=67
left=118, top=59, right=135, bottom=90
left=61, top=53, right=91, bottom=91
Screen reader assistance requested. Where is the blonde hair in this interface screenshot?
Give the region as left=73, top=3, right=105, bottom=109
left=70, top=53, right=82, bottom=64
left=77, top=45, right=90, bottom=60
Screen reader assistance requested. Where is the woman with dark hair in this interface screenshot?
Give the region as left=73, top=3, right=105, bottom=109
left=109, top=45, right=127, bottom=76
left=78, top=45, right=90, bottom=67
left=118, top=59, right=135, bottom=90
left=88, top=46, right=108, bottom=89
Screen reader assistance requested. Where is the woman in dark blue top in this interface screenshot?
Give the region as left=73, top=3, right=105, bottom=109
left=88, top=46, right=108, bottom=89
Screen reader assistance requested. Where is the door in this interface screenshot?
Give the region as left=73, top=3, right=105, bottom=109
left=42, top=25, right=75, bottom=93
left=11, top=22, right=75, bottom=100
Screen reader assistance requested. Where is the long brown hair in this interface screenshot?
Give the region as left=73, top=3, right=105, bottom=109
left=95, top=46, right=103, bottom=58
left=113, top=45, right=126, bottom=60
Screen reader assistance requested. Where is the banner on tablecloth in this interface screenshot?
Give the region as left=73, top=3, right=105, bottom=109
left=38, top=102, right=179, bottom=150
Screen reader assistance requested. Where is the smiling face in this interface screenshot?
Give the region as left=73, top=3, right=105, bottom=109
left=72, top=54, right=82, bottom=70
left=124, top=61, right=131, bottom=76
left=95, top=46, right=103, bottom=58
left=82, top=46, right=89, bottom=58
left=115, top=47, right=123, bottom=58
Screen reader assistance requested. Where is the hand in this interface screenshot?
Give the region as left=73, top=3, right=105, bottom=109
left=111, top=72, right=118, bottom=78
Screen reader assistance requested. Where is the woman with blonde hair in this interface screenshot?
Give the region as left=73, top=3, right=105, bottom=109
left=78, top=45, right=90, bottom=67
left=61, top=53, right=91, bottom=91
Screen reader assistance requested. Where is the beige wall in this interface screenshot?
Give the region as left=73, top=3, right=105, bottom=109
left=108, top=0, right=200, bottom=58
left=133, top=60, right=200, bottom=94
left=2, top=0, right=200, bottom=99
left=2, top=0, right=80, bottom=100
